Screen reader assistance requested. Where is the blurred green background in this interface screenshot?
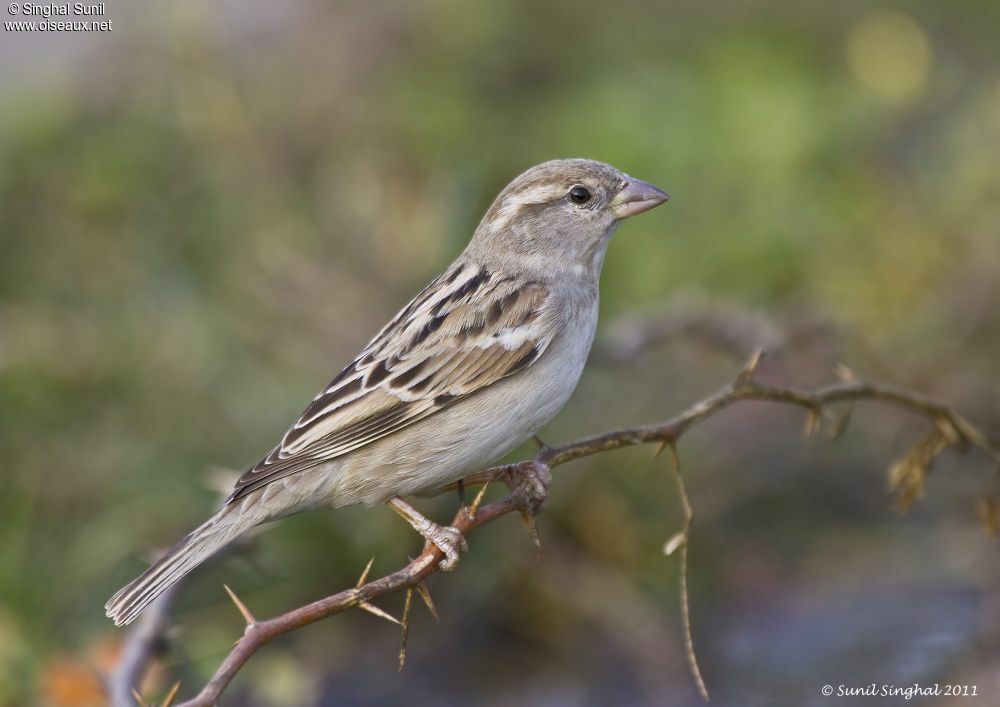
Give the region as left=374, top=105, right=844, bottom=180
left=1, top=1, right=999, bottom=705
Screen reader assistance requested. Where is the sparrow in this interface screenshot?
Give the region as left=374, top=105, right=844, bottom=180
left=106, top=158, right=669, bottom=626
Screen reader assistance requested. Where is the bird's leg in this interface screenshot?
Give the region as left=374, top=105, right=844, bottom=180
left=388, top=497, right=468, bottom=571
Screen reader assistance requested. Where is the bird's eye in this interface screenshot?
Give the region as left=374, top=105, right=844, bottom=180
left=568, top=186, right=592, bottom=204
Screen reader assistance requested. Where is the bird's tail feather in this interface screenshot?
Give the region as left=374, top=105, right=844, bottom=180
left=105, top=505, right=246, bottom=626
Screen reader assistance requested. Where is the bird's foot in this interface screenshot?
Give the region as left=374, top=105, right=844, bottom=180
left=422, top=524, right=467, bottom=571
left=504, top=460, right=552, bottom=517
left=388, top=497, right=468, bottom=571
left=503, top=460, right=551, bottom=553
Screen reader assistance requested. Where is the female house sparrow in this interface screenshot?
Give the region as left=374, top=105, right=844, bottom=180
left=106, top=158, right=668, bottom=626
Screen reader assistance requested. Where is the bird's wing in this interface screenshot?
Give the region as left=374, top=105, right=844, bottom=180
left=228, top=263, right=558, bottom=502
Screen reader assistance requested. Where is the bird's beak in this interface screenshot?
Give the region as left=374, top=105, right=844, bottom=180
left=611, top=177, right=670, bottom=219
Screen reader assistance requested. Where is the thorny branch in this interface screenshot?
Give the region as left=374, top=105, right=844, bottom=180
left=122, top=354, right=999, bottom=707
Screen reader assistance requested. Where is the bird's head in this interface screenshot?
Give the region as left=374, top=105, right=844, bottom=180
left=470, top=158, right=669, bottom=278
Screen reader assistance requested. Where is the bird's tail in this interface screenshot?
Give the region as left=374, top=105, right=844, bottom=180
left=105, top=504, right=248, bottom=626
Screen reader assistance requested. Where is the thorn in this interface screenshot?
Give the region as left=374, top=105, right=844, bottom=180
left=162, top=681, right=182, bottom=707
left=457, top=478, right=467, bottom=508
left=803, top=408, right=821, bottom=437
left=834, top=363, right=857, bottom=382
left=398, top=587, right=414, bottom=671
left=223, top=584, right=256, bottom=627
left=735, top=348, right=766, bottom=386
left=828, top=405, right=853, bottom=440
left=359, top=601, right=401, bottom=625
left=520, top=511, right=542, bottom=556
left=131, top=688, right=149, bottom=707
left=531, top=435, right=547, bottom=450
left=356, top=557, right=376, bottom=588
left=663, top=531, right=687, bottom=556
left=933, top=414, right=964, bottom=449
left=469, top=480, right=490, bottom=519
left=415, top=582, right=439, bottom=620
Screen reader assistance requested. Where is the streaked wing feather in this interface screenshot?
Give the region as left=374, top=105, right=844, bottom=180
left=228, top=264, right=554, bottom=502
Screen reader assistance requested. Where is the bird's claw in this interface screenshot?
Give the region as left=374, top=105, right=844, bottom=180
left=423, top=524, right=468, bottom=571
left=388, top=497, right=468, bottom=571
left=505, top=460, right=552, bottom=517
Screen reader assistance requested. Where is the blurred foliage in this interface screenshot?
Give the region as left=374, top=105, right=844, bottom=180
left=1, top=0, right=998, bottom=705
